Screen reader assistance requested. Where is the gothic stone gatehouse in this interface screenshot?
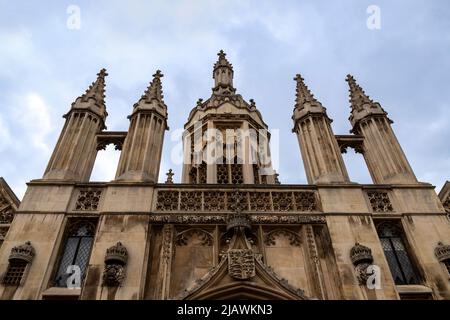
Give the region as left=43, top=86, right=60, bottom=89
left=1, top=51, right=450, bottom=300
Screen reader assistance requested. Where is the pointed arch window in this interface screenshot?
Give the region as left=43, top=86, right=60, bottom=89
left=53, top=220, right=97, bottom=287
left=376, top=222, right=420, bottom=285
left=253, top=164, right=260, bottom=184
left=189, top=162, right=207, bottom=184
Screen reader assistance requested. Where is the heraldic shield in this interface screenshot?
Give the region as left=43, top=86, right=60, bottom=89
left=227, top=249, right=256, bottom=280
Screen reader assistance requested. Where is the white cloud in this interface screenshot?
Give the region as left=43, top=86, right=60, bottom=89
left=14, top=93, right=54, bottom=154
left=0, top=114, right=12, bottom=151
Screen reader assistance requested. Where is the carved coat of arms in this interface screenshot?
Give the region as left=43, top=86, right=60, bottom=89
left=227, top=249, right=255, bottom=280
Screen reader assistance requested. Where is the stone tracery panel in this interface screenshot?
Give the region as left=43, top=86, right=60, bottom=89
left=249, top=192, right=271, bottom=212
left=171, top=227, right=215, bottom=298
left=154, top=189, right=320, bottom=213
left=156, top=190, right=179, bottom=211
left=204, top=191, right=226, bottom=211
left=264, top=228, right=301, bottom=247
left=179, top=191, right=202, bottom=211
left=175, top=228, right=213, bottom=247
left=366, top=191, right=393, bottom=212
left=75, top=189, right=102, bottom=211
left=272, top=192, right=294, bottom=212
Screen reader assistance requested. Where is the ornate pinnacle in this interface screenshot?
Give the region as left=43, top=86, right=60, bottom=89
left=214, top=50, right=233, bottom=71
left=165, top=169, right=174, bottom=184
left=80, top=68, right=108, bottom=105
left=294, top=74, right=321, bottom=109
left=140, top=70, right=165, bottom=104
left=346, top=74, right=375, bottom=110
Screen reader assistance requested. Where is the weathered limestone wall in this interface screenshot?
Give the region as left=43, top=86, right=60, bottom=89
left=0, top=213, right=65, bottom=300
left=81, top=214, right=150, bottom=300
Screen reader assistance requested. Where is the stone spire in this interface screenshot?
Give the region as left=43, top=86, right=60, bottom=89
left=77, top=68, right=108, bottom=107
left=292, top=74, right=327, bottom=123
left=292, top=73, right=349, bottom=184
left=44, top=69, right=109, bottom=181
left=345, top=74, right=417, bottom=184
left=115, top=69, right=169, bottom=182
left=142, top=70, right=165, bottom=104
left=132, top=70, right=168, bottom=119
left=345, top=74, right=389, bottom=128
left=346, top=74, right=376, bottom=110
left=294, top=74, right=323, bottom=110
left=212, top=50, right=235, bottom=95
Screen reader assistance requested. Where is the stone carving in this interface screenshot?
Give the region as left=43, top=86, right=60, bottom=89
left=0, top=195, right=14, bottom=224
left=176, top=228, right=213, bottom=246
left=335, top=134, right=364, bottom=154
left=9, top=241, right=35, bottom=263
left=204, top=191, right=226, bottom=211
left=228, top=190, right=247, bottom=212
left=147, top=214, right=326, bottom=225
left=435, top=242, right=450, bottom=262
left=264, top=229, right=301, bottom=247
left=103, top=242, right=128, bottom=287
left=350, top=242, right=374, bottom=285
left=227, top=212, right=251, bottom=231
left=162, top=225, right=175, bottom=263
left=156, top=190, right=179, bottom=211
left=96, top=132, right=126, bottom=151
left=180, top=191, right=202, bottom=211
left=272, top=192, right=293, bottom=212
left=274, top=172, right=281, bottom=184
left=294, top=192, right=317, bottom=212
left=103, top=264, right=126, bottom=287
left=367, top=191, right=393, bottom=212
left=304, top=225, right=324, bottom=299
left=0, top=227, right=8, bottom=239
left=443, top=196, right=450, bottom=214
left=228, top=249, right=255, bottom=280
left=249, top=192, right=271, bottom=212
left=154, top=189, right=320, bottom=213
left=165, top=169, right=174, bottom=184
left=75, top=189, right=102, bottom=211
left=0, top=207, right=14, bottom=224
left=3, top=241, right=35, bottom=285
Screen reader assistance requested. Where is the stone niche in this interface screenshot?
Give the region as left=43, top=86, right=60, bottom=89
left=170, top=227, right=215, bottom=296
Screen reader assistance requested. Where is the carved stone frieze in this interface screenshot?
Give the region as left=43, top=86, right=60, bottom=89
left=272, top=192, right=294, bottom=212
left=179, top=191, right=202, bottom=211
left=148, top=214, right=326, bottom=225
left=249, top=192, right=271, bottom=211
left=156, top=190, right=179, bottom=211
left=155, top=189, right=320, bottom=213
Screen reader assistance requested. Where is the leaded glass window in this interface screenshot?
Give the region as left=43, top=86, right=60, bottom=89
left=54, top=220, right=96, bottom=287
left=376, top=222, right=420, bottom=285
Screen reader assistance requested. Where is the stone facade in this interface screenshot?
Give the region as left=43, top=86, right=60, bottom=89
left=0, top=52, right=449, bottom=300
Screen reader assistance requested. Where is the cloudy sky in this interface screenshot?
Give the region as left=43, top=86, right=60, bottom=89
left=0, top=0, right=449, bottom=199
